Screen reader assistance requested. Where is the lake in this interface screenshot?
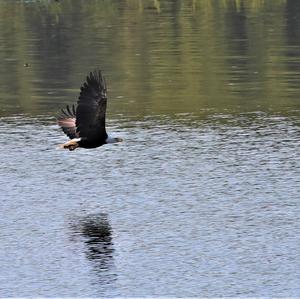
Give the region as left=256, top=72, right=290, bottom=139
left=0, top=0, right=300, bottom=297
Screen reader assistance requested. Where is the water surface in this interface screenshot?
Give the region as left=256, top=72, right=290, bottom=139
left=0, top=0, right=300, bottom=297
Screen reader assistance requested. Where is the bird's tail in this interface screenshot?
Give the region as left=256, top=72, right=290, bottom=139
left=58, top=138, right=81, bottom=151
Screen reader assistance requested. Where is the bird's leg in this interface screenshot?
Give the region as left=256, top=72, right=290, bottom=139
left=59, top=138, right=80, bottom=150
left=68, top=145, right=78, bottom=151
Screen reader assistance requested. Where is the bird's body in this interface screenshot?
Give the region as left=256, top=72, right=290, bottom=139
left=57, top=70, right=123, bottom=150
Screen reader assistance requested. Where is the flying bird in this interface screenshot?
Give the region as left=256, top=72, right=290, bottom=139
left=57, top=70, right=123, bottom=151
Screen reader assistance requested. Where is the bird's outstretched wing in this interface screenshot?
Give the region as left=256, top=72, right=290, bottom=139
left=57, top=104, right=78, bottom=139
left=76, top=70, right=108, bottom=141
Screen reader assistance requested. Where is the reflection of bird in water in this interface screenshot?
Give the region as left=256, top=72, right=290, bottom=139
left=57, top=70, right=123, bottom=151
left=80, top=214, right=114, bottom=266
left=70, top=213, right=116, bottom=278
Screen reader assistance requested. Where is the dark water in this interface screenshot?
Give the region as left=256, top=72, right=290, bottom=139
left=0, top=0, right=300, bottom=297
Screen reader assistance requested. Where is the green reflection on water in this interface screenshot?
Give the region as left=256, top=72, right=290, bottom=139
left=0, top=0, right=299, bottom=118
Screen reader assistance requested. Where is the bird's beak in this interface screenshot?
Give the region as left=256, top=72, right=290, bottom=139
left=117, top=138, right=123, bottom=143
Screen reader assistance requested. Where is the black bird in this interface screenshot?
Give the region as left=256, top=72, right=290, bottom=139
left=57, top=70, right=123, bottom=151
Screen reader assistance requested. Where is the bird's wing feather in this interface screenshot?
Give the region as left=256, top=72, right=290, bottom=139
left=57, top=104, right=78, bottom=139
left=76, top=70, right=108, bottom=141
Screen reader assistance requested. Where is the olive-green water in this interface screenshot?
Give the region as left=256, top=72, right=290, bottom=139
left=0, top=0, right=300, bottom=297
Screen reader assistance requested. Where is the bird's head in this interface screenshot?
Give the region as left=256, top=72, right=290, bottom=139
left=114, top=137, right=123, bottom=143
left=106, top=136, right=123, bottom=144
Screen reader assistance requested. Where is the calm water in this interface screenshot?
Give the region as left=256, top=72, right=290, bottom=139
left=0, top=0, right=300, bottom=297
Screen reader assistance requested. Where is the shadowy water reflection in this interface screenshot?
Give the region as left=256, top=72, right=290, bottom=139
left=69, top=213, right=117, bottom=290
left=0, top=0, right=299, bottom=117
